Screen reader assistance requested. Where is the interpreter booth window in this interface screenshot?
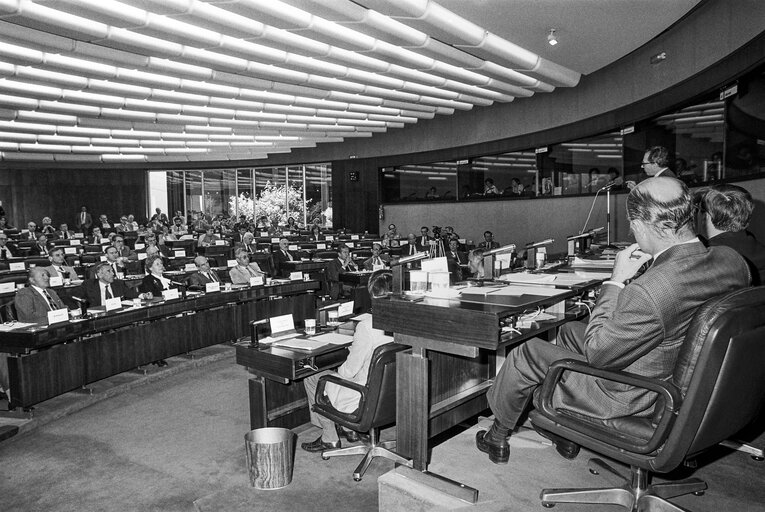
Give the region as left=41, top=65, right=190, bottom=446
left=184, top=171, right=203, bottom=215
left=545, top=132, right=624, bottom=195
left=623, top=95, right=725, bottom=187
left=467, top=151, right=540, bottom=198
left=380, top=163, right=457, bottom=202
left=233, top=168, right=254, bottom=217
left=203, top=169, right=236, bottom=217
left=304, top=163, right=333, bottom=228
left=725, top=68, right=765, bottom=179
left=165, top=170, right=185, bottom=219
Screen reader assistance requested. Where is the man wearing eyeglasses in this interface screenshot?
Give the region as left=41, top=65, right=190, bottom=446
left=641, top=146, right=676, bottom=179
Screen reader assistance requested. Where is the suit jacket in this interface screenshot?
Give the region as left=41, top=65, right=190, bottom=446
left=654, top=168, right=677, bottom=179
left=708, top=230, right=765, bottom=285
left=446, top=250, right=468, bottom=265
left=478, top=241, right=500, bottom=251
left=117, top=246, right=137, bottom=260
left=229, top=263, right=264, bottom=285
left=415, top=235, right=432, bottom=252
left=401, top=243, right=419, bottom=256
left=186, top=270, right=221, bottom=290
left=43, top=264, right=79, bottom=281
left=325, top=257, right=357, bottom=299
left=547, top=241, right=750, bottom=420
left=76, top=212, right=93, bottom=230
left=79, top=278, right=139, bottom=306
left=31, top=243, right=53, bottom=256
left=236, top=242, right=258, bottom=254
left=0, top=244, right=17, bottom=259
left=272, top=249, right=295, bottom=277
left=362, top=254, right=390, bottom=270
left=54, top=230, right=76, bottom=240
left=15, top=286, right=67, bottom=323
left=139, top=274, right=176, bottom=296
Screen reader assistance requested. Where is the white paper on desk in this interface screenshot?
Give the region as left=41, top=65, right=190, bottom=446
left=460, top=286, right=505, bottom=296
left=574, top=271, right=612, bottom=280
left=289, top=271, right=303, bottom=281
left=498, top=273, right=557, bottom=285
left=317, top=243, right=326, bottom=249
left=0, top=322, right=35, bottom=331
left=49, top=276, right=64, bottom=287
left=70, top=239, right=81, bottom=246
left=260, top=232, right=268, bottom=237
left=351, top=235, right=360, bottom=240
left=250, top=275, right=264, bottom=286
left=64, top=247, right=77, bottom=254
left=215, top=240, right=226, bottom=246
left=134, top=243, right=145, bottom=250
left=162, top=288, right=180, bottom=300
left=205, top=282, right=221, bottom=293
left=494, top=285, right=568, bottom=297
left=259, top=332, right=299, bottom=345
left=184, top=263, right=197, bottom=272
left=325, top=235, right=334, bottom=241
left=571, top=257, right=615, bottom=268
left=137, top=252, right=147, bottom=261
left=104, top=297, right=122, bottom=311
left=100, top=238, right=110, bottom=244
left=174, top=250, right=185, bottom=258
left=9, top=262, right=25, bottom=271
left=310, top=332, right=354, bottom=345
left=351, top=312, right=372, bottom=322
left=227, top=259, right=236, bottom=267
left=273, top=338, right=327, bottom=351
left=271, top=237, right=280, bottom=243
left=288, top=244, right=298, bottom=251
left=0, top=282, right=15, bottom=293
left=270, top=314, right=294, bottom=335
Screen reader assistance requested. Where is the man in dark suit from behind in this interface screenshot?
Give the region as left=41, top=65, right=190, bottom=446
left=80, top=262, right=150, bottom=306
left=695, top=183, right=765, bottom=285
left=186, top=256, right=222, bottom=290
left=476, top=177, right=751, bottom=464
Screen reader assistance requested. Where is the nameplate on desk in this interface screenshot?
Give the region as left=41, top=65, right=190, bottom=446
left=137, top=252, right=147, bottom=261
left=20, top=229, right=28, bottom=234
left=317, top=243, right=326, bottom=249
left=214, top=240, right=226, bottom=246
left=283, top=230, right=291, bottom=235
left=247, top=275, right=263, bottom=286
left=0, top=282, right=15, bottom=293
left=260, top=232, right=268, bottom=237
left=459, top=238, right=466, bottom=244
left=99, top=255, right=107, bottom=262
left=70, top=239, right=81, bottom=245
left=227, top=259, right=236, bottom=268
left=399, top=240, right=408, bottom=246
left=134, top=243, right=145, bottom=250
left=205, top=282, right=221, bottom=293
left=47, top=308, right=69, bottom=325
left=325, top=235, right=334, bottom=241
left=270, top=313, right=294, bottom=334
left=184, top=263, right=197, bottom=272
left=288, top=244, right=298, bottom=251
left=162, top=288, right=180, bottom=300
left=346, top=242, right=354, bottom=248
left=74, top=233, right=84, bottom=239
left=104, top=297, right=122, bottom=311
left=351, top=235, right=359, bottom=240
left=337, top=301, right=354, bottom=318
left=100, top=238, right=110, bottom=244
left=289, top=271, right=303, bottom=281
left=174, top=250, right=185, bottom=258
left=9, top=262, right=25, bottom=271
left=49, top=276, right=64, bottom=287
left=64, top=246, right=77, bottom=254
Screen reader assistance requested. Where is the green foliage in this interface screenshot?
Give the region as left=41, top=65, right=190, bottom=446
left=229, top=181, right=310, bottom=225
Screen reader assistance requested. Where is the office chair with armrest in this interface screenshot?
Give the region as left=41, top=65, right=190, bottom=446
left=1, top=300, right=17, bottom=322
left=312, top=343, right=411, bottom=481
left=529, top=286, right=765, bottom=511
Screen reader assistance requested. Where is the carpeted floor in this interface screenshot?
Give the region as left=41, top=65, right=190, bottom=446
left=0, top=354, right=392, bottom=512
left=1, top=350, right=763, bottom=512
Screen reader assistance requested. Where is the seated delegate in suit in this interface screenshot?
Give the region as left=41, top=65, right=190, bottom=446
left=301, top=270, right=394, bottom=452
left=272, top=237, right=296, bottom=278
left=196, top=227, right=219, bottom=248
left=186, top=256, right=221, bottom=290
left=229, top=248, right=266, bottom=284
left=414, top=226, right=432, bottom=252
left=325, top=244, right=358, bottom=299
left=113, top=235, right=137, bottom=261
left=32, top=234, right=52, bottom=256
left=363, top=243, right=390, bottom=270
left=445, top=238, right=467, bottom=281
left=79, top=262, right=152, bottom=306
left=476, top=178, right=751, bottom=465
left=15, top=267, right=68, bottom=323
left=40, top=217, right=56, bottom=236
left=235, top=232, right=258, bottom=254
left=139, top=255, right=178, bottom=297
left=89, top=246, right=127, bottom=280
left=54, top=223, right=76, bottom=241
left=0, top=233, right=17, bottom=259
left=695, top=183, right=765, bottom=285
left=23, top=221, right=39, bottom=241
left=43, top=247, right=80, bottom=282
left=478, top=230, right=500, bottom=251
left=308, top=225, right=323, bottom=242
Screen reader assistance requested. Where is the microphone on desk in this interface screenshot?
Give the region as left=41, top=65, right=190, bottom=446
left=524, top=238, right=554, bottom=249
left=482, top=243, right=517, bottom=257
left=71, top=296, right=89, bottom=317
left=169, top=280, right=186, bottom=288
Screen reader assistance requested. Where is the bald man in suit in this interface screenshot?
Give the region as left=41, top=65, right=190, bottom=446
left=476, top=178, right=751, bottom=464
left=15, top=267, right=67, bottom=324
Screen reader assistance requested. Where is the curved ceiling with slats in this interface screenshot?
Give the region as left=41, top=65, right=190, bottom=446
left=0, top=0, right=700, bottom=164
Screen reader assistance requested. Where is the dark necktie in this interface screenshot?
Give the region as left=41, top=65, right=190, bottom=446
left=105, top=285, right=113, bottom=299
left=42, top=289, right=57, bottom=310
left=1, top=247, right=6, bottom=260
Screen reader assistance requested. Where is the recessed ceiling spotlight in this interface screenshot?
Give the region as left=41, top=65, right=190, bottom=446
left=547, top=29, right=558, bottom=46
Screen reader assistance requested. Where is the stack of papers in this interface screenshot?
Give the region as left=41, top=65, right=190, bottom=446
left=497, top=273, right=557, bottom=285
left=272, top=338, right=328, bottom=351
left=309, top=332, right=354, bottom=345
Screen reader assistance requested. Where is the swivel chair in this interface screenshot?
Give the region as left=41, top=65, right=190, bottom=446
left=529, top=286, right=765, bottom=511
left=312, top=342, right=411, bottom=481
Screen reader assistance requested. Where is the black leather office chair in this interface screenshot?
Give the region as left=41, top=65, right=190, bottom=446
left=529, top=286, right=765, bottom=511
left=312, top=342, right=411, bottom=481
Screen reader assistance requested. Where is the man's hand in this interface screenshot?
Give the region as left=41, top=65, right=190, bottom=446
left=610, top=243, right=652, bottom=284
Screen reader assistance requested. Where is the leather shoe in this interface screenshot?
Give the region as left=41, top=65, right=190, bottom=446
left=475, top=430, right=509, bottom=464
left=533, top=426, right=580, bottom=460
left=301, top=436, right=341, bottom=453
left=335, top=426, right=368, bottom=443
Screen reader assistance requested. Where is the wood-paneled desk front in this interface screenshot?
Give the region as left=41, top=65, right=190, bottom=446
left=0, top=281, right=320, bottom=409
left=372, top=282, right=598, bottom=500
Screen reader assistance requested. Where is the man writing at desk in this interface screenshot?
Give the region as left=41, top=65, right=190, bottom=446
left=476, top=177, right=751, bottom=464
left=301, top=270, right=394, bottom=452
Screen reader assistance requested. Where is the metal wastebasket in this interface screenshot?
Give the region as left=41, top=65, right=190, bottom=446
left=244, top=427, right=297, bottom=490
